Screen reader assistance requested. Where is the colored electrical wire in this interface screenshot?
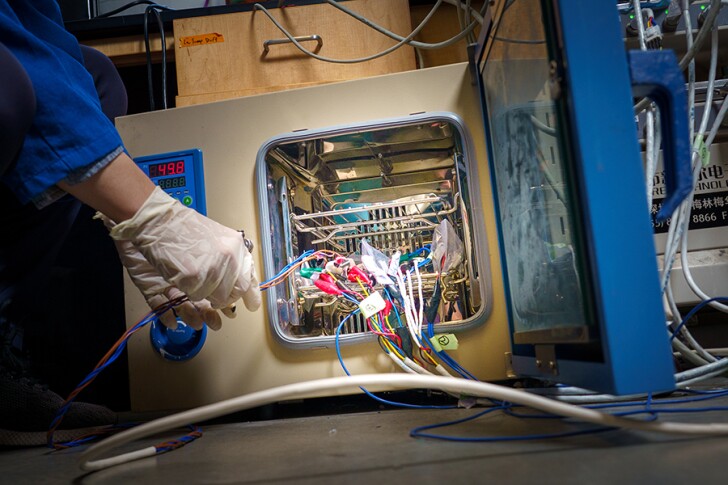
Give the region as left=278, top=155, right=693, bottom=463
left=79, top=373, right=728, bottom=472
left=47, top=295, right=201, bottom=451
left=335, top=315, right=458, bottom=411
left=412, top=387, right=728, bottom=443
left=426, top=322, right=478, bottom=380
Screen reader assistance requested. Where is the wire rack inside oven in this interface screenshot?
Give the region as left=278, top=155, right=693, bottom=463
left=292, top=191, right=459, bottom=255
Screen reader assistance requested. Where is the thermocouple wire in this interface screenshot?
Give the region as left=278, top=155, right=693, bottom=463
left=79, top=373, right=728, bottom=472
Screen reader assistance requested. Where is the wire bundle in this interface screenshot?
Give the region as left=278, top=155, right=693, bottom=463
left=96, top=1, right=174, bottom=110
left=630, top=0, right=728, bottom=383
left=47, top=295, right=202, bottom=451
left=262, top=242, right=474, bottom=382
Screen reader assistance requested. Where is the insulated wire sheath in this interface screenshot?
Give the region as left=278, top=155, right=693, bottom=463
left=252, top=0, right=469, bottom=64
left=634, top=0, right=723, bottom=113
left=79, top=374, right=728, bottom=472
left=322, top=0, right=484, bottom=49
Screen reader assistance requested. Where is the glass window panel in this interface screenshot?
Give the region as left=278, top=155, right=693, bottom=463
left=480, top=0, right=592, bottom=343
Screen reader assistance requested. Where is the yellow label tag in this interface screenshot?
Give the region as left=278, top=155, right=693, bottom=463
left=179, top=33, right=225, bottom=48
left=429, top=334, right=459, bottom=352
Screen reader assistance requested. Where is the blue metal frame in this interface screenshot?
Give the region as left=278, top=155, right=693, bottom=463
left=135, top=148, right=207, bottom=216
left=133, top=148, right=208, bottom=361
left=474, top=0, right=677, bottom=394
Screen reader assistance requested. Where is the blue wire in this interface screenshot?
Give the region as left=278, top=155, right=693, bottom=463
left=410, top=405, right=616, bottom=442
left=670, top=297, right=728, bottom=341
left=260, top=250, right=315, bottom=287
left=426, top=322, right=478, bottom=380
left=49, top=303, right=190, bottom=448
left=420, top=388, right=728, bottom=443
left=335, top=313, right=456, bottom=410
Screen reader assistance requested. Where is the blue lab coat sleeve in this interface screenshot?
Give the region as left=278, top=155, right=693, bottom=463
left=0, top=0, right=124, bottom=207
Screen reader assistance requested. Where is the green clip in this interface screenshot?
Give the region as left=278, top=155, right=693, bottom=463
left=300, top=267, right=323, bottom=279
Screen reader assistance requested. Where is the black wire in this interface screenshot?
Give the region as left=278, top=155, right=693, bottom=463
left=142, top=4, right=172, bottom=111
left=143, top=7, right=155, bottom=111
left=96, top=0, right=159, bottom=18
left=151, top=7, right=168, bottom=109
left=492, top=36, right=546, bottom=44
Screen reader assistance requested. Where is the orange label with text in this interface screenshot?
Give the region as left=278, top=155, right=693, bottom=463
left=179, top=33, right=224, bottom=48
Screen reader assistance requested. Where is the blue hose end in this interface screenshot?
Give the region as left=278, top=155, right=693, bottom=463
left=150, top=317, right=207, bottom=361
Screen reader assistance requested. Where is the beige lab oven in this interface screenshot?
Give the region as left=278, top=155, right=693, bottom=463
left=116, top=63, right=512, bottom=412
left=116, top=0, right=687, bottom=410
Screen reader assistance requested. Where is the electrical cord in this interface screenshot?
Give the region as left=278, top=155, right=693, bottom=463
left=634, top=0, right=723, bottom=113
left=334, top=314, right=457, bottom=411
left=323, top=0, right=484, bottom=49
left=679, top=0, right=721, bottom=70
left=633, top=0, right=661, bottom=213
left=78, top=373, right=728, bottom=471
left=47, top=295, right=201, bottom=451
left=93, top=1, right=173, bottom=110
left=143, top=4, right=172, bottom=111
left=95, top=0, right=159, bottom=18
left=252, top=1, right=474, bottom=64
left=657, top=2, right=727, bottom=369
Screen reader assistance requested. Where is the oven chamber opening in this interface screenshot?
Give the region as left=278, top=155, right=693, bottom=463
left=255, top=113, right=493, bottom=349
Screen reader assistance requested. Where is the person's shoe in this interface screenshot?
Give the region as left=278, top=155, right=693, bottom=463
left=0, top=313, right=117, bottom=447
left=0, top=368, right=118, bottom=447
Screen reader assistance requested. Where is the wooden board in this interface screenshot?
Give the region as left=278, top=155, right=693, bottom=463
left=175, top=80, right=336, bottom=107
left=410, top=1, right=484, bottom=68
left=82, top=34, right=175, bottom=68
left=173, top=0, right=416, bottom=99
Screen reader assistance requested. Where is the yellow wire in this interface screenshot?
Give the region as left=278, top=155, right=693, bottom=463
left=381, top=336, right=404, bottom=360
left=383, top=315, right=396, bottom=335
left=356, top=279, right=369, bottom=297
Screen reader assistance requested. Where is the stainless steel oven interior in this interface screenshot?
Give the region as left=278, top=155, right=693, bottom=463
left=256, top=114, right=492, bottom=348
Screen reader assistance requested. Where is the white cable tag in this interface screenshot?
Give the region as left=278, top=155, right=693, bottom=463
left=358, top=291, right=386, bottom=319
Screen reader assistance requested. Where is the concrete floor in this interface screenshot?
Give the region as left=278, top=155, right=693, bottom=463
left=3, top=388, right=728, bottom=484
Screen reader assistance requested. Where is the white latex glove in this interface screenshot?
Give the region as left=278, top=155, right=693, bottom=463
left=106, top=187, right=261, bottom=311
left=96, top=212, right=229, bottom=330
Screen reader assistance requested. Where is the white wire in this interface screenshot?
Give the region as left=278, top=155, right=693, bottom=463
left=677, top=27, right=728, bottom=315
left=666, top=283, right=717, bottom=363
left=405, top=270, right=418, bottom=337
left=631, top=0, right=661, bottom=213
left=252, top=0, right=444, bottom=64
left=396, top=271, right=420, bottom=346
left=387, top=350, right=417, bottom=374
left=677, top=367, right=728, bottom=387
left=323, top=0, right=484, bottom=49
left=685, top=0, right=697, bottom=142
left=646, top=111, right=662, bottom=208
left=414, top=264, right=424, bottom=338
left=706, top=93, right=728, bottom=145
left=78, top=373, right=728, bottom=472
left=252, top=0, right=483, bottom=65
left=632, top=0, right=648, bottom=50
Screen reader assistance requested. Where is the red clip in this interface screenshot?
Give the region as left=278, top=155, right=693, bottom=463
left=314, top=277, right=341, bottom=295
left=382, top=299, right=393, bottom=317
left=347, top=266, right=371, bottom=286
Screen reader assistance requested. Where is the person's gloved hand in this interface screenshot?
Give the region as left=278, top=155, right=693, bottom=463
left=96, top=212, right=233, bottom=330
left=102, top=187, right=261, bottom=311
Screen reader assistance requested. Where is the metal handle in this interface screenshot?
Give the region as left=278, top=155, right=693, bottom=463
left=262, top=34, right=323, bottom=55
left=628, top=49, right=692, bottom=222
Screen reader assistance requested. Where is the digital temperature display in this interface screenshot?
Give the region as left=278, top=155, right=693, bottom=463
left=135, top=148, right=205, bottom=215
left=149, top=160, right=185, bottom=178
left=158, top=176, right=186, bottom=189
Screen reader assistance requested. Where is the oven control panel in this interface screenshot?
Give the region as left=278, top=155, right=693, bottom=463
left=135, top=149, right=206, bottom=215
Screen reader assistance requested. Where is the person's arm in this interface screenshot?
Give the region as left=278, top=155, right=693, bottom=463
left=61, top=150, right=261, bottom=312
left=57, top=151, right=155, bottom=222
